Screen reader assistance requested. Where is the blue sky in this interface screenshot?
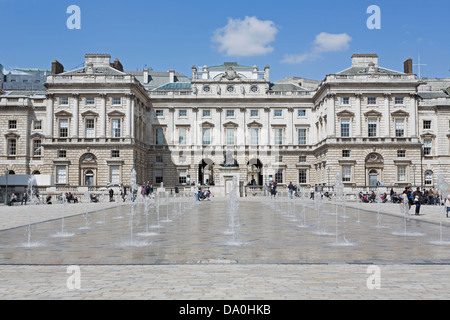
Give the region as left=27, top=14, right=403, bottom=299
left=1, top=0, right=449, bottom=81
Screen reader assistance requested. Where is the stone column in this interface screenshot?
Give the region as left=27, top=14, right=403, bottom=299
left=355, top=93, right=362, bottom=137
left=383, top=93, right=391, bottom=137
left=46, top=94, right=54, bottom=137
left=326, top=94, right=336, bottom=137
left=99, top=93, right=107, bottom=138
left=125, top=94, right=132, bottom=137
left=409, top=93, right=418, bottom=137
left=131, top=97, right=136, bottom=139
left=72, top=93, right=79, bottom=138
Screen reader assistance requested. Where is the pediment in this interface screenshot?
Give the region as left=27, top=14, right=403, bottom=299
left=364, top=109, right=383, bottom=117
left=54, top=110, right=73, bottom=117
left=391, top=110, right=409, bottom=117
left=247, top=120, right=263, bottom=128
left=223, top=121, right=239, bottom=127
left=201, top=121, right=215, bottom=128
left=81, top=110, right=99, bottom=117
left=336, top=109, right=355, bottom=117
left=107, top=110, right=125, bottom=117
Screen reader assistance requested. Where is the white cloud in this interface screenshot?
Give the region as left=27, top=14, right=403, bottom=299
left=282, top=32, right=352, bottom=64
left=212, top=16, right=278, bottom=57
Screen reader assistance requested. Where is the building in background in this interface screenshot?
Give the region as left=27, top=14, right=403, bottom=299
left=1, top=53, right=449, bottom=197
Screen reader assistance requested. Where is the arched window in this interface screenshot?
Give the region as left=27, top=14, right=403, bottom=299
left=369, top=169, right=378, bottom=186
left=424, top=171, right=433, bottom=186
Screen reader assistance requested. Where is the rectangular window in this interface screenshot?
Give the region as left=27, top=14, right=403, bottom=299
left=395, top=97, right=404, bottom=104
left=178, top=128, right=187, bottom=145
left=33, top=140, right=41, bottom=156
left=110, top=166, right=120, bottom=184
left=202, top=110, right=211, bottom=117
left=8, top=139, right=17, bottom=155
left=112, top=97, right=121, bottom=105
left=423, top=139, right=432, bottom=156
left=178, top=110, right=187, bottom=117
left=202, top=128, right=211, bottom=145
left=226, top=110, right=235, bottom=117
left=111, top=150, right=120, bottom=158
left=341, top=119, right=350, bottom=137
left=59, top=119, right=68, bottom=138
left=250, top=128, right=259, bottom=145
left=86, top=97, right=95, bottom=105
left=298, top=128, right=306, bottom=145
left=179, top=155, right=186, bottom=163
left=250, top=110, right=259, bottom=117
left=275, top=170, right=283, bottom=184
left=155, top=155, right=163, bottom=163
left=60, top=97, right=68, bottom=105
left=33, top=120, right=42, bottom=130
left=155, top=169, right=163, bottom=184
left=58, top=150, right=66, bottom=158
left=341, top=97, right=350, bottom=105
left=397, top=150, right=406, bottom=158
left=155, top=128, right=164, bottom=145
left=178, top=169, right=187, bottom=184
left=274, top=110, right=283, bottom=117
left=395, top=119, right=405, bottom=137
left=85, top=119, right=95, bottom=138
left=299, top=170, right=307, bottom=184
left=368, top=119, right=377, bottom=137
left=298, top=110, right=306, bottom=117
left=274, top=128, right=283, bottom=145
left=424, top=171, right=433, bottom=186
left=342, top=150, right=351, bottom=158
left=155, top=110, right=164, bottom=117
left=275, top=156, right=282, bottom=163
left=342, top=166, right=351, bottom=182
left=56, top=166, right=67, bottom=184
left=226, top=128, right=235, bottom=145
left=368, top=97, right=377, bottom=104
left=423, top=120, right=431, bottom=130
left=397, top=166, right=406, bottom=182
left=299, top=156, right=306, bottom=163
left=9, top=120, right=17, bottom=130
left=111, top=119, right=121, bottom=138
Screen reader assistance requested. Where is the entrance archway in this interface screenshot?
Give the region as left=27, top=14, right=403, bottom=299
left=198, top=159, right=215, bottom=185
left=247, top=159, right=263, bottom=185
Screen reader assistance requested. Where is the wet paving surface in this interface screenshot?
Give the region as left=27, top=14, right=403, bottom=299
left=1, top=197, right=450, bottom=265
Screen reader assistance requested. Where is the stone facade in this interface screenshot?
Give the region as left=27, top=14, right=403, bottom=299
left=1, top=53, right=449, bottom=194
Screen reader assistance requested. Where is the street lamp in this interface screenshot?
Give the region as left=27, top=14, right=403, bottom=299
left=327, top=167, right=331, bottom=191
left=4, top=168, right=9, bottom=205
left=413, top=164, right=417, bottom=187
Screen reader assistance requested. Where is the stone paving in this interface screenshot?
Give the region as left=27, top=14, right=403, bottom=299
left=0, top=195, right=450, bottom=300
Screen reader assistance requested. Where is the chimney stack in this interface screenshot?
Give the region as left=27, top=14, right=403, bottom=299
left=51, top=59, right=64, bottom=75
left=143, top=68, right=149, bottom=84
left=404, top=58, right=413, bottom=74
left=112, top=58, right=123, bottom=72
left=169, top=69, right=175, bottom=83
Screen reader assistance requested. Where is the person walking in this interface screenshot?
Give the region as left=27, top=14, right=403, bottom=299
left=288, top=182, right=294, bottom=199
left=109, top=187, right=114, bottom=202
left=413, top=187, right=422, bottom=216
left=309, top=186, right=314, bottom=200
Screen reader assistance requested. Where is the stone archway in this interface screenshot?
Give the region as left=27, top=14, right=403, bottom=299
left=247, top=158, right=263, bottom=186
left=80, top=153, right=98, bottom=186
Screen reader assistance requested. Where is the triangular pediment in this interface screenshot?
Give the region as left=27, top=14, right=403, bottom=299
left=54, top=110, right=73, bottom=117
left=201, top=121, right=215, bottom=128
left=391, top=110, right=409, bottom=117
left=364, top=109, right=383, bottom=117
left=81, top=110, right=99, bottom=117
left=336, top=109, right=355, bottom=117
left=247, top=120, right=263, bottom=127
left=223, top=121, right=239, bottom=127
left=107, top=110, right=125, bottom=117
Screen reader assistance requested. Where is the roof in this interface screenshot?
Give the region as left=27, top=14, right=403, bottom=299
left=208, top=62, right=254, bottom=71
left=129, top=70, right=191, bottom=90
left=418, top=91, right=449, bottom=99
left=153, top=82, right=192, bottom=91
left=60, top=65, right=126, bottom=76
left=269, top=83, right=308, bottom=92
left=336, top=66, right=404, bottom=76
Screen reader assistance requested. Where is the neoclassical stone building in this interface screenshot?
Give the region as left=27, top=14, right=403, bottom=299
left=1, top=53, right=449, bottom=194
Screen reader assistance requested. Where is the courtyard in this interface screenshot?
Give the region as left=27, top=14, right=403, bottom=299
left=1, top=195, right=450, bottom=300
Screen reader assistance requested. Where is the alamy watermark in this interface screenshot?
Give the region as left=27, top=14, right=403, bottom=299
left=66, top=5, right=81, bottom=30
left=66, top=265, right=81, bottom=290
left=367, top=5, right=381, bottom=30
left=366, top=265, right=381, bottom=290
